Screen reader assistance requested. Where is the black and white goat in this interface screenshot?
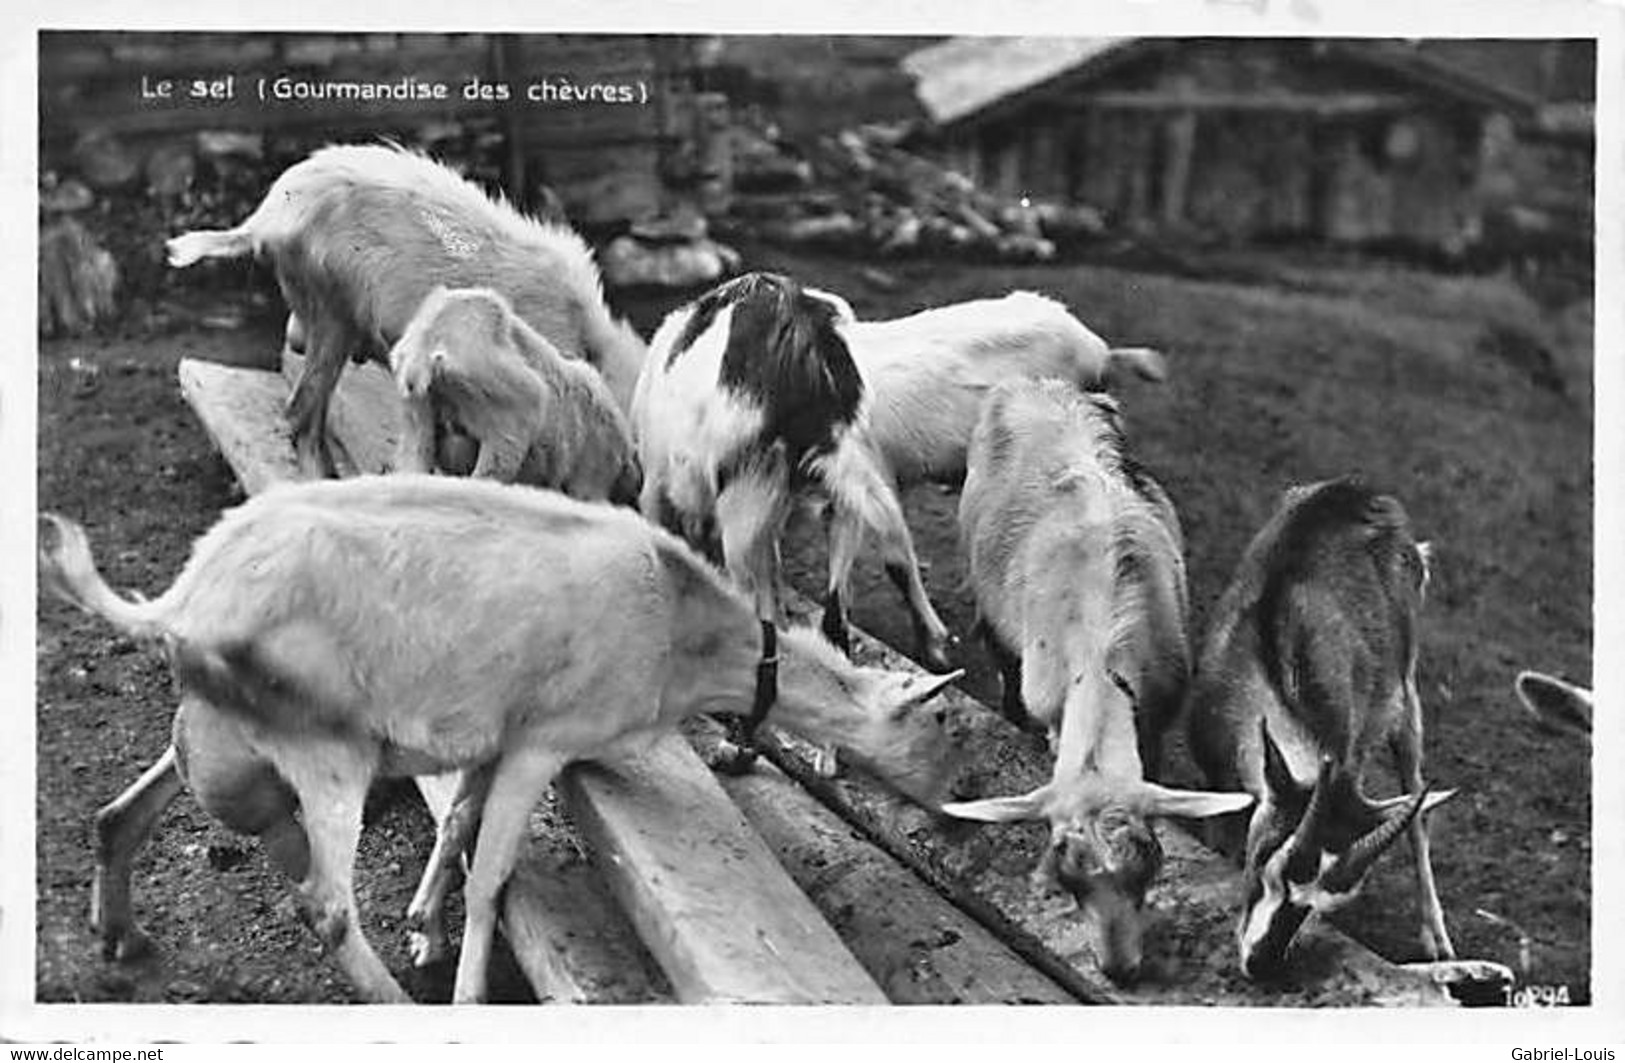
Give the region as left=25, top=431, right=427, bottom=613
left=167, top=143, right=647, bottom=479
left=943, top=379, right=1251, bottom=984
left=632, top=272, right=956, bottom=679
left=1185, top=477, right=1457, bottom=979
left=39, top=475, right=963, bottom=1003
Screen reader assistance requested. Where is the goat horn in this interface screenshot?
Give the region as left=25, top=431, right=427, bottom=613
left=1324, top=785, right=1430, bottom=893
left=1281, top=755, right=1337, bottom=866
left=1259, top=718, right=1295, bottom=799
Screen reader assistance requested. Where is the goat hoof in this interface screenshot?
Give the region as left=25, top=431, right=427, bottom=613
left=708, top=740, right=758, bottom=776
left=408, top=930, right=447, bottom=969
left=920, top=641, right=956, bottom=675
left=102, top=925, right=155, bottom=964
left=1420, top=929, right=1457, bottom=963
left=813, top=746, right=841, bottom=779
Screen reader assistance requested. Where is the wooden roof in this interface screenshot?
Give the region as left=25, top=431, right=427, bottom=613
left=904, top=36, right=1540, bottom=132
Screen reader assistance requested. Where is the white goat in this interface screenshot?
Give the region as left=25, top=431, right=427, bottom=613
left=1514, top=670, right=1593, bottom=739
left=167, top=143, right=647, bottom=479
left=942, top=379, right=1251, bottom=985
left=633, top=271, right=956, bottom=677
left=1184, top=477, right=1457, bottom=979
left=40, top=475, right=962, bottom=1004
left=814, top=291, right=1166, bottom=666
left=390, top=285, right=641, bottom=504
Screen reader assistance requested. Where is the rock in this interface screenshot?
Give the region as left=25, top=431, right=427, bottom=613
left=599, top=235, right=737, bottom=290
left=72, top=131, right=140, bottom=190
left=38, top=217, right=119, bottom=337
left=196, top=130, right=264, bottom=160
left=879, top=211, right=922, bottom=254
left=630, top=207, right=708, bottom=244
left=859, top=266, right=900, bottom=292
left=995, top=233, right=1057, bottom=262
left=146, top=142, right=196, bottom=200
left=774, top=212, right=861, bottom=245
left=40, top=178, right=93, bottom=214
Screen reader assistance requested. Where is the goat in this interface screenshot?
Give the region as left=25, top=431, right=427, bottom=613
left=167, top=143, right=647, bottom=479
left=390, top=285, right=640, bottom=504
left=815, top=291, right=1165, bottom=666
left=1514, top=670, right=1592, bottom=739
left=632, top=271, right=956, bottom=678
left=941, top=379, right=1252, bottom=984
left=1184, top=477, right=1457, bottom=980
left=39, top=474, right=962, bottom=1004
left=846, top=290, right=1165, bottom=486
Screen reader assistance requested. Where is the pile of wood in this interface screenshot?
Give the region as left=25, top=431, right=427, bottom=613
left=729, top=123, right=1107, bottom=262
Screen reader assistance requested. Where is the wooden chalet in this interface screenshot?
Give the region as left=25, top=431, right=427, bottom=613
left=902, top=37, right=1557, bottom=250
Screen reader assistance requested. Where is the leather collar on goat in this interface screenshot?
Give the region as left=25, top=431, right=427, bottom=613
left=721, top=620, right=780, bottom=765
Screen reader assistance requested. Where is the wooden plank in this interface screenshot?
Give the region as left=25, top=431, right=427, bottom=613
left=176, top=359, right=300, bottom=496
left=176, top=356, right=672, bottom=1004
left=764, top=590, right=1467, bottom=1007
left=708, top=739, right=1077, bottom=1004
left=283, top=350, right=886, bottom=1004
left=564, top=738, right=888, bottom=1004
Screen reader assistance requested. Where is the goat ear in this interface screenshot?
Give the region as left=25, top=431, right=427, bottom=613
left=1259, top=718, right=1297, bottom=799
left=940, top=785, right=1050, bottom=823
left=1136, top=781, right=1255, bottom=819
left=885, top=669, right=965, bottom=717
left=1516, top=670, right=1594, bottom=737
left=1369, top=788, right=1457, bottom=819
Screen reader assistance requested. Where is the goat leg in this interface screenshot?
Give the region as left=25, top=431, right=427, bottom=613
left=91, top=744, right=185, bottom=962
left=284, top=323, right=350, bottom=480
left=278, top=738, right=410, bottom=1004
left=453, top=750, right=565, bottom=1004
left=406, top=766, right=493, bottom=967
left=1391, top=707, right=1456, bottom=961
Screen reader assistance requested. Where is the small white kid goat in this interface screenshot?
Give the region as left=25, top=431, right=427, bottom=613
left=40, top=475, right=962, bottom=1004
left=390, top=285, right=641, bottom=504
left=944, top=379, right=1251, bottom=985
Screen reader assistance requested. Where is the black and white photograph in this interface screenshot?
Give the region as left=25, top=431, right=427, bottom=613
left=5, top=0, right=1620, bottom=1044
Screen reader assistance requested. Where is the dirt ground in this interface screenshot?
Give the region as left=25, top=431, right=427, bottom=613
left=34, top=243, right=1592, bottom=1004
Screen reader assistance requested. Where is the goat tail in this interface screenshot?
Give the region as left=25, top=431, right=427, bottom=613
left=38, top=514, right=167, bottom=641
left=166, top=226, right=254, bottom=268
left=1107, top=346, right=1168, bottom=383
left=809, top=433, right=898, bottom=538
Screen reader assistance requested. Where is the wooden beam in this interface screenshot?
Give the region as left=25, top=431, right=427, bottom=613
left=766, top=591, right=1468, bottom=1007
left=270, top=352, right=885, bottom=1004
left=177, top=356, right=672, bottom=1004
left=710, top=739, right=1077, bottom=1004
left=564, top=738, right=889, bottom=1004
left=1079, top=90, right=1418, bottom=115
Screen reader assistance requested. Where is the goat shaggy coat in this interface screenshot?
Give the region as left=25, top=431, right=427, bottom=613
left=167, top=143, right=647, bottom=477
left=946, top=379, right=1250, bottom=985
left=40, top=475, right=961, bottom=1004
left=843, top=290, right=1165, bottom=485
left=1183, top=477, right=1456, bottom=977
left=633, top=272, right=955, bottom=671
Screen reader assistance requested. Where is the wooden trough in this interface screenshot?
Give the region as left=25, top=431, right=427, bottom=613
left=174, top=349, right=1496, bottom=1006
